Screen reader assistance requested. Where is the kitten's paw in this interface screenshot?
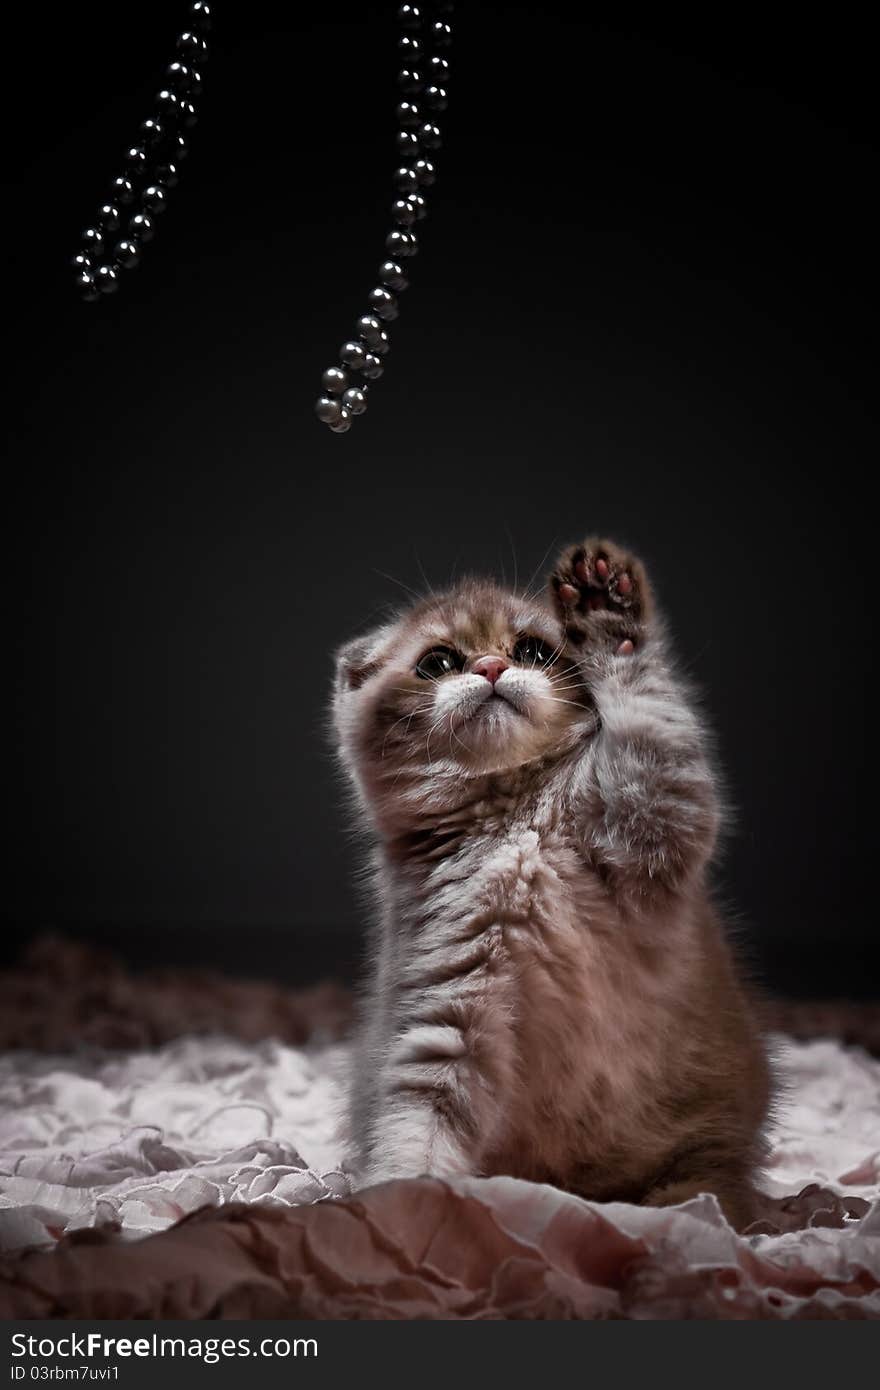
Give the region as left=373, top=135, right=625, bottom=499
left=550, top=538, right=652, bottom=653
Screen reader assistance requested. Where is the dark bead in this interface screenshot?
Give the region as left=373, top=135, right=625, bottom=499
left=398, top=35, right=421, bottom=61
left=95, top=263, right=120, bottom=294
left=396, top=130, right=419, bottom=157
left=328, top=407, right=352, bottom=434
left=414, top=157, right=436, bottom=186
left=179, top=99, right=198, bottom=127
left=429, top=20, right=453, bottom=47
left=340, top=340, right=367, bottom=371
left=168, top=134, right=189, bottom=159
left=177, top=30, right=208, bottom=64
left=82, top=226, right=105, bottom=256
left=427, top=56, right=450, bottom=81
left=155, top=88, right=180, bottom=116
left=410, top=192, right=427, bottom=220
left=368, top=286, right=398, bottom=321
left=397, top=100, right=420, bottom=127
left=166, top=60, right=192, bottom=87
left=371, top=328, right=390, bottom=355
left=129, top=212, right=154, bottom=242
left=423, top=84, right=447, bottom=110
left=379, top=259, right=409, bottom=291
left=97, top=203, right=120, bottom=232
left=361, top=353, right=384, bottom=380
left=397, top=68, right=422, bottom=93
left=392, top=166, right=418, bottom=194
left=155, top=162, right=180, bottom=188
left=140, top=117, right=165, bottom=147
left=71, top=251, right=93, bottom=273
left=357, top=314, right=384, bottom=346
left=315, top=396, right=343, bottom=425
left=142, top=185, right=167, bottom=214
left=397, top=4, right=421, bottom=29
left=113, top=238, right=142, bottom=269
left=190, top=0, right=212, bottom=30
left=76, top=270, right=100, bottom=302
left=124, top=145, right=147, bottom=173
left=419, top=122, right=441, bottom=149
left=391, top=197, right=416, bottom=226
left=343, top=386, right=368, bottom=416
left=322, top=366, right=348, bottom=395
left=386, top=229, right=416, bottom=258
left=185, top=65, right=203, bottom=95
left=110, top=176, right=135, bottom=205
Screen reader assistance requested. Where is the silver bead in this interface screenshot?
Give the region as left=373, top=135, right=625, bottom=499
left=388, top=229, right=417, bottom=258
left=343, top=387, right=368, bottom=416
left=340, top=340, right=368, bottom=370
left=329, top=407, right=352, bottom=434
left=322, top=366, right=348, bottom=395
left=379, top=260, right=409, bottom=291
left=419, top=123, right=441, bottom=149
left=410, top=192, right=427, bottom=220
left=423, top=85, right=448, bottom=111
left=414, top=158, right=436, bottom=186
left=357, top=313, right=384, bottom=345
left=361, top=354, right=384, bottom=380
left=315, top=396, right=343, bottom=424
left=392, top=197, right=417, bottom=226
left=427, top=56, right=450, bottom=81
left=430, top=20, right=452, bottom=48
left=393, top=166, right=419, bottom=194
left=368, top=287, right=398, bottom=321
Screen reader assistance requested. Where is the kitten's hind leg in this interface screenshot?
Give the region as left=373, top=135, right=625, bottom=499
left=642, top=1175, right=758, bottom=1234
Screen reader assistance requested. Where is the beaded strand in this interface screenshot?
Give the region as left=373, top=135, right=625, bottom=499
left=314, top=3, right=453, bottom=433
left=72, top=1, right=212, bottom=300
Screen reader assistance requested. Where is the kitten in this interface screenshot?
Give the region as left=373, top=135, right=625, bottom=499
left=331, top=537, right=771, bottom=1230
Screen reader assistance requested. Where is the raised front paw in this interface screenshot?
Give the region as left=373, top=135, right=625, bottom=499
left=550, top=537, right=652, bottom=653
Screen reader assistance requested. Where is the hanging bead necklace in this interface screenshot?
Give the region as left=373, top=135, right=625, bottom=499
left=314, top=2, right=453, bottom=434
left=71, top=2, right=452, bottom=435
left=71, top=2, right=212, bottom=301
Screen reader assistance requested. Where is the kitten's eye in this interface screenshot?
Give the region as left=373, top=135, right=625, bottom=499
left=513, top=636, right=557, bottom=667
left=415, top=646, right=464, bottom=679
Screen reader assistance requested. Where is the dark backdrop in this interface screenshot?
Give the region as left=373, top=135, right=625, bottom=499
left=4, top=3, right=874, bottom=994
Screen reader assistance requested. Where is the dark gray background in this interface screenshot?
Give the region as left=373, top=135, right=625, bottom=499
left=4, top=3, right=874, bottom=994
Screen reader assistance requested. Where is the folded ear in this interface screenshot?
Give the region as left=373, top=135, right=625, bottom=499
left=334, top=626, right=392, bottom=693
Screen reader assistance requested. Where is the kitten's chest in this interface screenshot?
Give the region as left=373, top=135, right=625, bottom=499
left=419, top=817, right=596, bottom=948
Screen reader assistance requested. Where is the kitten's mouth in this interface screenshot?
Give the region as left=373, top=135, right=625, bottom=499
left=471, top=693, right=524, bottom=720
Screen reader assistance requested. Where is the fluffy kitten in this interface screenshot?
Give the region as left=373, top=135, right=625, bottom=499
left=332, top=537, right=771, bottom=1229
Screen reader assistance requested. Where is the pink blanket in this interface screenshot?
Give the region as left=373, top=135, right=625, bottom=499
left=1, top=937, right=877, bottom=1319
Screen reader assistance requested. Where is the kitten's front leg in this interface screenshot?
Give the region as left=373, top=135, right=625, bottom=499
left=353, top=1005, right=510, bottom=1189
left=550, top=538, right=720, bottom=901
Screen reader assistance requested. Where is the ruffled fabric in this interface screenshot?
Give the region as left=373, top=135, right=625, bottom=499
left=0, top=1035, right=349, bottom=1249
left=0, top=1026, right=878, bottom=1318
left=1, top=1178, right=878, bottom=1320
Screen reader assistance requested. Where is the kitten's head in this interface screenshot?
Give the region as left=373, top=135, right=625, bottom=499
left=332, top=579, right=593, bottom=823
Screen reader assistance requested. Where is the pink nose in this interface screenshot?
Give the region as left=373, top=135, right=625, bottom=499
left=472, top=655, right=509, bottom=686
